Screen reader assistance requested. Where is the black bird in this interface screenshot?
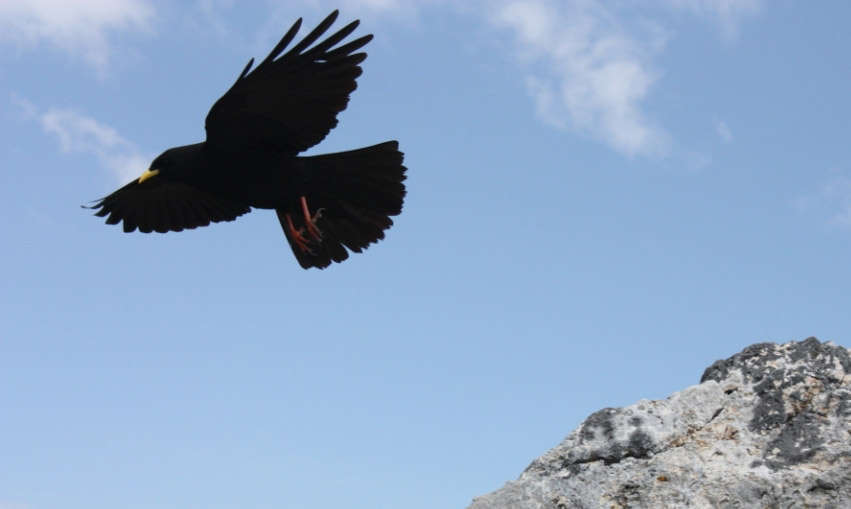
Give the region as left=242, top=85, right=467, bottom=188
left=87, top=10, right=406, bottom=269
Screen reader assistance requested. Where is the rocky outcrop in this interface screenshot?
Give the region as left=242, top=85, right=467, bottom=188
left=468, top=337, right=851, bottom=508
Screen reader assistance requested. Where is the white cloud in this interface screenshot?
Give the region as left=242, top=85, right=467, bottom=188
left=13, top=98, right=149, bottom=184
left=41, top=108, right=148, bottom=183
left=312, top=0, right=759, bottom=159
left=0, top=0, right=154, bottom=72
left=41, top=109, right=128, bottom=155
left=665, top=0, right=761, bottom=40
left=716, top=120, right=733, bottom=143
left=492, top=0, right=670, bottom=157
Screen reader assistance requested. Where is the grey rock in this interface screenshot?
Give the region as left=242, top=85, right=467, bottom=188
left=468, top=337, right=851, bottom=509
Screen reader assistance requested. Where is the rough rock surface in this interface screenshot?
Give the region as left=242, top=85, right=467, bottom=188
left=468, top=337, right=851, bottom=509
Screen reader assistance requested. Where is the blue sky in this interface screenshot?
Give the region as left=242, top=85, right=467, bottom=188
left=1, top=1, right=850, bottom=508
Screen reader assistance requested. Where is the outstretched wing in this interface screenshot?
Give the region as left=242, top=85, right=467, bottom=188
left=204, top=10, right=373, bottom=156
left=87, top=179, right=251, bottom=233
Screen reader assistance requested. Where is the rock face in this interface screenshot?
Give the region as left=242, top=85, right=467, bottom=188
left=468, top=338, right=851, bottom=509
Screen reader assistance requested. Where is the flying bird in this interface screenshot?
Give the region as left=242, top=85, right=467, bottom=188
left=87, top=10, right=406, bottom=269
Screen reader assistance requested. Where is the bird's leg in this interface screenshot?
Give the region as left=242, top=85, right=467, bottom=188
left=284, top=212, right=314, bottom=254
left=299, top=196, right=323, bottom=241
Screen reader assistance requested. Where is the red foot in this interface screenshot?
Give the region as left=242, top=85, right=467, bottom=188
left=285, top=213, right=314, bottom=254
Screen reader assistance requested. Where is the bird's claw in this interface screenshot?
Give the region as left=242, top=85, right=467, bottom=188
left=300, top=197, right=323, bottom=242
left=306, top=208, right=324, bottom=242
left=285, top=212, right=319, bottom=255
left=291, top=228, right=315, bottom=254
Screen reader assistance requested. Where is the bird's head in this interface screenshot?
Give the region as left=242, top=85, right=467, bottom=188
left=137, top=143, right=204, bottom=184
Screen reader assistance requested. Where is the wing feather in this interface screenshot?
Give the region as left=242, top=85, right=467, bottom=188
left=87, top=179, right=250, bottom=233
left=204, top=10, right=373, bottom=155
left=283, top=11, right=340, bottom=58
left=258, top=18, right=303, bottom=68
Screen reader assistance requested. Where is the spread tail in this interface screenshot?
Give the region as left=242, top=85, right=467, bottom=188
left=276, top=141, right=406, bottom=269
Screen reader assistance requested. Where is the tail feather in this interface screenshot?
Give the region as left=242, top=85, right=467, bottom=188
left=276, top=141, right=406, bottom=269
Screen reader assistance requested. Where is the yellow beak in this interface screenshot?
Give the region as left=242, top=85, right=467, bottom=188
left=137, top=169, right=160, bottom=184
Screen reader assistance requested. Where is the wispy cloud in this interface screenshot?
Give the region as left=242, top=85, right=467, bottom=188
left=491, top=0, right=671, bottom=157
left=13, top=95, right=149, bottom=184
left=0, top=0, right=154, bottom=73
left=716, top=120, right=733, bottom=143
left=665, top=0, right=761, bottom=40
left=41, top=108, right=149, bottom=184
